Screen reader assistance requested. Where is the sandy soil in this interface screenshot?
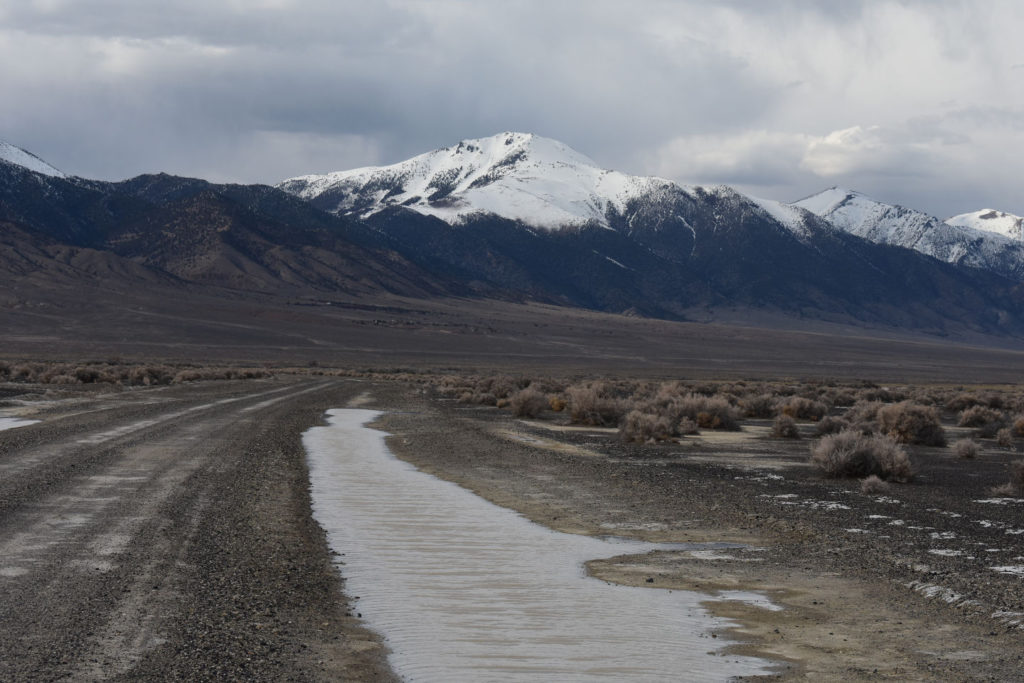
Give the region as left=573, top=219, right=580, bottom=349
left=372, top=384, right=1024, bottom=681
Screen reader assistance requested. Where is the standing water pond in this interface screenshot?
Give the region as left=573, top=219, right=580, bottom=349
left=304, top=409, right=778, bottom=681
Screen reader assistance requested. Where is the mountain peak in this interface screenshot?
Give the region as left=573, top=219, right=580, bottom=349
left=945, top=208, right=1023, bottom=242
left=0, top=140, right=66, bottom=178
left=278, top=132, right=672, bottom=229
left=792, top=187, right=870, bottom=216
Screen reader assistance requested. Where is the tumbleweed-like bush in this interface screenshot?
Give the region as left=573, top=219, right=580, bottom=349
left=509, top=387, right=549, bottom=418
left=810, top=430, right=913, bottom=482
left=779, top=396, right=828, bottom=422
left=815, top=416, right=850, bottom=436
left=953, top=438, right=979, bottom=459
left=619, top=410, right=675, bottom=443
left=740, top=394, right=777, bottom=418
left=772, top=414, right=800, bottom=439
left=959, top=405, right=1005, bottom=428
left=566, top=382, right=626, bottom=427
left=860, top=474, right=891, bottom=494
left=876, top=401, right=946, bottom=446
left=991, top=460, right=1024, bottom=496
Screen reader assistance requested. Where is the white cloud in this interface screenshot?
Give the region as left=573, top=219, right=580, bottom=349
left=1, top=0, right=1024, bottom=216
left=800, top=125, right=935, bottom=178
left=646, top=131, right=811, bottom=185
left=197, top=131, right=383, bottom=184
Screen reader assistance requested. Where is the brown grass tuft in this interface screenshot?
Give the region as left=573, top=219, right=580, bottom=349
left=991, top=460, right=1024, bottom=496
left=860, top=474, right=890, bottom=494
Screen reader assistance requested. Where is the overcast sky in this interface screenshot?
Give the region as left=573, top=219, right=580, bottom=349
left=2, top=0, right=1023, bottom=217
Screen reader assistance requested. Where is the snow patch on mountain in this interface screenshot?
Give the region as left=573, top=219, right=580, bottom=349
left=0, top=141, right=66, bottom=178
left=946, top=209, right=1023, bottom=242
left=747, top=195, right=819, bottom=239
left=793, top=187, right=937, bottom=244
left=279, top=132, right=682, bottom=230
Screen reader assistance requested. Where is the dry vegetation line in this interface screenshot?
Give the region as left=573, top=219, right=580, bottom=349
left=0, top=378, right=391, bottom=681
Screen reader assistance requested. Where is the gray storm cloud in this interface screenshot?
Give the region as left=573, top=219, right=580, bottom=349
left=1, top=0, right=1022, bottom=217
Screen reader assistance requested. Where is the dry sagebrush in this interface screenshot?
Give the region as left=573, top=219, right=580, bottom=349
left=876, top=401, right=946, bottom=446
left=953, top=438, right=980, bottom=459
left=810, top=430, right=913, bottom=482
left=772, top=414, right=800, bottom=439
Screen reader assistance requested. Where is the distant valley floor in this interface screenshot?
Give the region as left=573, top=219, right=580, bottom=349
left=3, top=285, right=1024, bottom=384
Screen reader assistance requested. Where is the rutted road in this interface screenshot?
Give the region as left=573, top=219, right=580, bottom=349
left=0, top=378, right=395, bottom=681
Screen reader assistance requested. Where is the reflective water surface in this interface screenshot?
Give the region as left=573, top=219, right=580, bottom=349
left=304, top=409, right=776, bottom=682
left=0, top=416, right=39, bottom=432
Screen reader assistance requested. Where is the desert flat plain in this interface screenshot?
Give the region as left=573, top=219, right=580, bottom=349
left=2, top=307, right=1024, bottom=680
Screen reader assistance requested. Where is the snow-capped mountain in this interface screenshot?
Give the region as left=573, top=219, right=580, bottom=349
left=278, top=132, right=672, bottom=229
left=278, top=132, right=825, bottom=242
left=793, top=187, right=1024, bottom=280
left=945, top=209, right=1023, bottom=242
left=0, top=140, right=65, bottom=178
left=5, top=133, right=1024, bottom=338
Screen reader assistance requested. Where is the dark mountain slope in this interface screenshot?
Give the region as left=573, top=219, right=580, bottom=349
left=0, top=168, right=460, bottom=299
left=362, top=187, right=1024, bottom=336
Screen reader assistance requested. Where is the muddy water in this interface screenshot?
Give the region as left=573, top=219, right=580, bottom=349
left=304, top=409, right=776, bottom=681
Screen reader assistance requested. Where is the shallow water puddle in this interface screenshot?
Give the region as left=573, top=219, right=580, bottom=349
left=0, top=416, right=40, bottom=432
left=304, top=409, right=776, bottom=682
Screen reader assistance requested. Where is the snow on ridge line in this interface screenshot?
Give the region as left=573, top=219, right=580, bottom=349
left=278, top=133, right=814, bottom=234
left=0, top=140, right=66, bottom=178
left=278, top=132, right=691, bottom=230
left=747, top=195, right=815, bottom=237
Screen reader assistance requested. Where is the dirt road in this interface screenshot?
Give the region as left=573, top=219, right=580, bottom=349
left=0, top=378, right=394, bottom=681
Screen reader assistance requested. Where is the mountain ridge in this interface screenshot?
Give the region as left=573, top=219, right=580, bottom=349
left=3, top=134, right=1024, bottom=341
left=793, top=187, right=1024, bottom=281
left=0, top=140, right=66, bottom=179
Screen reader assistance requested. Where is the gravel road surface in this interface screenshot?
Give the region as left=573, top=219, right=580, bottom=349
left=0, top=378, right=394, bottom=682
